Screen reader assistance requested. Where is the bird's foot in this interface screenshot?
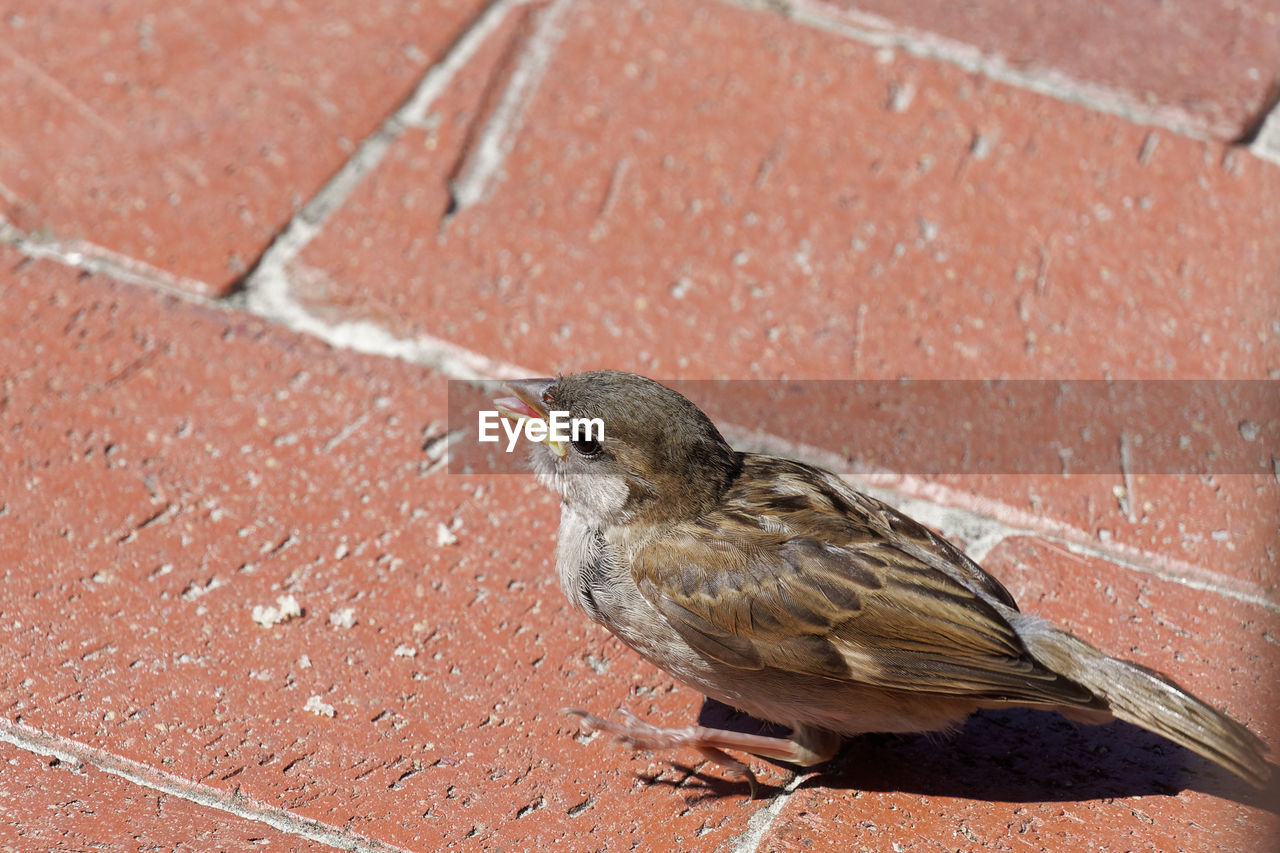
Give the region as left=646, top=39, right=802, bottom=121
left=565, top=707, right=837, bottom=797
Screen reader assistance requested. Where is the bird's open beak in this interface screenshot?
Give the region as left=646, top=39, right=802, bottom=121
left=494, top=378, right=567, bottom=458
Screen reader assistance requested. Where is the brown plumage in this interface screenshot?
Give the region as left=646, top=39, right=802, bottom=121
left=498, top=370, right=1271, bottom=791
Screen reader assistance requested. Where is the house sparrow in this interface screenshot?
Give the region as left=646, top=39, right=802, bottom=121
left=496, top=370, right=1270, bottom=792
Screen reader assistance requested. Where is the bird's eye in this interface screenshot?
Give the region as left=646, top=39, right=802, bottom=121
left=571, top=436, right=602, bottom=458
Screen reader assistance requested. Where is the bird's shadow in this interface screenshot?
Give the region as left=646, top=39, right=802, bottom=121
left=636, top=698, right=1279, bottom=813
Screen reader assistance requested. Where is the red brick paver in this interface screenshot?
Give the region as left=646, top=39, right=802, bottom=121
left=0, top=741, right=335, bottom=851
left=0, top=0, right=488, bottom=293
left=291, top=0, right=1280, bottom=622
left=296, top=0, right=1280, bottom=381
left=0, top=253, right=759, bottom=850
left=2, top=0, right=1277, bottom=850
left=812, top=0, right=1280, bottom=141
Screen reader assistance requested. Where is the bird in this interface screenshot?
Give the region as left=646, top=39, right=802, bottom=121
left=494, top=369, right=1271, bottom=793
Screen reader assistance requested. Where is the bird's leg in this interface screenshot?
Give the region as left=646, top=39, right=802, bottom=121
left=565, top=708, right=839, bottom=795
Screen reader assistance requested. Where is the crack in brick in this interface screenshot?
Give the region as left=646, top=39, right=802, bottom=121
left=0, top=42, right=127, bottom=144
left=389, top=763, right=427, bottom=791
left=281, top=755, right=311, bottom=775
left=445, top=0, right=575, bottom=219
left=566, top=795, right=594, bottom=817
left=322, top=412, right=372, bottom=453
left=91, top=349, right=162, bottom=396
left=589, top=155, right=633, bottom=239
left=118, top=503, right=179, bottom=544
left=513, top=794, right=545, bottom=819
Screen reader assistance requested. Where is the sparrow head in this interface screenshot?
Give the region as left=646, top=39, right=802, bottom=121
left=497, top=370, right=738, bottom=528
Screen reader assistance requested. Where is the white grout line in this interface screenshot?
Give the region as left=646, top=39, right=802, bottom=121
left=724, top=0, right=1267, bottom=149
left=0, top=217, right=216, bottom=299
left=447, top=0, right=575, bottom=216
left=0, top=719, right=412, bottom=853
left=236, top=0, right=541, bottom=380
left=238, top=0, right=541, bottom=380
left=400, top=0, right=542, bottom=126
left=238, top=0, right=538, bottom=298
left=730, top=772, right=811, bottom=853
left=249, top=263, right=534, bottom=379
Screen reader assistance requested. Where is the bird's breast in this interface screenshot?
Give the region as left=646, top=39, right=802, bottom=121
left=555, top=507, right=720, bottom=686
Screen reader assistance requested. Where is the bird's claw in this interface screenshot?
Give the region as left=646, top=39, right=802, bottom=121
left=562, top=706, right=761, bottom=797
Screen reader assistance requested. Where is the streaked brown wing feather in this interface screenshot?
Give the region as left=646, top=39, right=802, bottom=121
left=743, top=454, right=1021, bottom=610
left=631, top=455, right=1096, bottom=705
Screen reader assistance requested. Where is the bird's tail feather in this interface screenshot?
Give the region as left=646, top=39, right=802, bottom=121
left=1016, top=616, right=1271, bottom=787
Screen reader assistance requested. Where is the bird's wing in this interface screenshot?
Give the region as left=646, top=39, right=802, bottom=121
left=629, top=457, right=1095, bottom=705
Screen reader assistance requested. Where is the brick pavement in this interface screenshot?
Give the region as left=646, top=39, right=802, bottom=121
left=2, top=1, right=1278, bottom=850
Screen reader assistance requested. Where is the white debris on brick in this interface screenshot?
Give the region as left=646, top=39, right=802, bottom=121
left=435, top=522, right=459, bottom=547
left=328, top=607, right=357, bottom=628
left=251, top=594, right=302, bottom=627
